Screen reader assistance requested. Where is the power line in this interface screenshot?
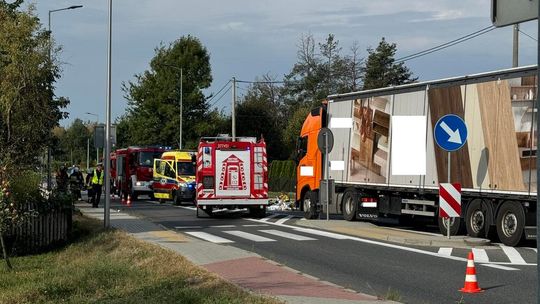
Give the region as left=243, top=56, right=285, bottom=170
left=395, top=25, right=496, bottom=63
left=209, top=85, right=231, bottom=108
left=518, top=29, right=538, bottom=42
left=236, top=80, right=286, bottom=84
left=206, top=80, right=231, bottom=104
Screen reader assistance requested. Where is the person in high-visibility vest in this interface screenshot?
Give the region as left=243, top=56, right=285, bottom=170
left=91, top=163, right=104, bottom=208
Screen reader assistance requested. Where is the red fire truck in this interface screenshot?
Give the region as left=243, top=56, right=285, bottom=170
left=115, top=146, right=170, bottom=201
left=195, top=137, right=268, bottom=217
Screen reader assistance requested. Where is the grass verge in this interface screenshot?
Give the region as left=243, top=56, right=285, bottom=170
left=0, top=215, right=282, bottom=304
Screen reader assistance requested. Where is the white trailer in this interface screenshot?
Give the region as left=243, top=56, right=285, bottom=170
left=296, top=65, right=538, bottom=246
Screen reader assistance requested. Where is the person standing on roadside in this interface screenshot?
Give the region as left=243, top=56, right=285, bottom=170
left=91, top=163, right=104, bottom=208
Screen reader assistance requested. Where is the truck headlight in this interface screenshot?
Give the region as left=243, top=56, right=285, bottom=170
left=136, top=181, right=143, bottom=186
left=178, top=182, right=187, bottom=188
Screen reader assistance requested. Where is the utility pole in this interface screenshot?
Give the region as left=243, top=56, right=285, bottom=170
left=86, top=138, right=90, bottom=170
left=513, top=23, right=519, bottom=68
left=232, top=77, right=236, bottom=140
left=180, top=68, right=183, bottom=150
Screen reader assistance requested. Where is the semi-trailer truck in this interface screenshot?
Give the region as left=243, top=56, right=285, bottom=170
left=296, top=65, right=538, bottom=246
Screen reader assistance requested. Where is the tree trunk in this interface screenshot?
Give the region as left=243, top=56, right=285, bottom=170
left=0, top=232, right=12, bottom=270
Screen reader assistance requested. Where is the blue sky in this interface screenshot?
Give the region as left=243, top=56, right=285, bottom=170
left=32, top=0, right=538, bottom=127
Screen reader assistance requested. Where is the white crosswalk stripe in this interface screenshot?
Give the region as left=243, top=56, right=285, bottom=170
left=224, top=230, right=276, bottom=242
left=259, top=229, right=316, bottom=241
left=260, top=214, right=279, bottom=222
left=499, top=245, right=526, bottom=264
left=472, top=248, right=490, bottom=263
left=275, top=215, right=294, bottom=225
left=185, top=231, right=234, bottom=244
left=438, top=248, right=452, bottom=256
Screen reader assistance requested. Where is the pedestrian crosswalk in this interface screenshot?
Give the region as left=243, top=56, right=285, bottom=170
left=176, top=212, right=538, bottom=266
left=184, top=231, right=234, bottom=244
left=180, top=227, right=318, bottom=244
left=434, top=246, right=537, bottom=265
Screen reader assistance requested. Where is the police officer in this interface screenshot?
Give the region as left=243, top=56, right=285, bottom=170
left=91, top=163, right=104, bottom=208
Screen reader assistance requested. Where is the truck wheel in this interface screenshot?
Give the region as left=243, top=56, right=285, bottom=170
left=465, top=199, right=492, bottom=238
left=437, top=216, right=463, bottom=236
left=172, top=192, right=180, bottom=206
left=303, top=190, right=319, bottom=219
left=342, top=190, right=357, bottom=221
left=496, top=201, right=525, bottom=246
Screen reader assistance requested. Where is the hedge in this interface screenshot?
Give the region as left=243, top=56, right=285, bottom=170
left=268, top=160, right=296, bottom=192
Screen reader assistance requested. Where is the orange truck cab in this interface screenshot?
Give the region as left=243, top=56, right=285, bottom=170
left=296, top=106, right=326, bottom=218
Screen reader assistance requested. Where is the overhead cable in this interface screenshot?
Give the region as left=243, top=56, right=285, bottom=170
left=395, top=25, right=496, bottom=63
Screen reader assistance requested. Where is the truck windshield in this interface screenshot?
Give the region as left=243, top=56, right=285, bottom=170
left=177, top=161, right=195, bottom=176
left=139, top=152, right=162, bottom=167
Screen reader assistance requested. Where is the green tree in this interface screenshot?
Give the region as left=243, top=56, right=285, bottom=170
left=59, top=119, right=91, bottom=166
left=236, top=75, right=287, bottom=160
left=362, top=37, right=417, bottom=90
left=0, top=1, right=68, bottom=269
left=0, top=1, right=69, bottom=168
left=120, top=35, right=214, bottom=149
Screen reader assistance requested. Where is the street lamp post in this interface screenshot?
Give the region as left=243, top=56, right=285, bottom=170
left=160, top=64, right=183, bottom=150
left=85, top=112, right=99, bottom=164
left=46, top=5, right=83, bottom=191
left=104, top=0, right=113, bottom=228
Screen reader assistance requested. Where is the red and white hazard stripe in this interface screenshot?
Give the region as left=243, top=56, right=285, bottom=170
left=439, top=183, right=461, bottom=218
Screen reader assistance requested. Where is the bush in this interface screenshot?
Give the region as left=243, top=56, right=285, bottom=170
left=268, top=160, right=296, bottom=192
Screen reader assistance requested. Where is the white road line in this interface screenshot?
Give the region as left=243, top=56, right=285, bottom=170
left=185, top=231, right=234, bottom=244
left=275, top=215, right=294, bottom=225
left=499, top=245, right=526, bottom=264
left=292, top=227, right=349, bottom=240
left=438, top=248, right=453, bottom=256
left=260, top=214, right=279, bottom=222
left=210, top=225, right=236, bottom=228
left=472, top=248, right=490, bottom=263
left=224, top=230, right=276, bottom=242
left=527, top=247, right=537, bottom=253
left=481, top=263, right=519, bottom=271
left=177, top=206, right=197, bottom=211
left=245, top=218, right=522, bottom=270
left=242, top=224, right=269, bottom=227
left=259, top=229, right=316, bottom=241
left=175, top=226, right=203, bottom=229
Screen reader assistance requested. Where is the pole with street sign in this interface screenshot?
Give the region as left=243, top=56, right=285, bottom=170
left=317, top=127, right=334, bottom=221
left=434, top=114, right=468, bottom=239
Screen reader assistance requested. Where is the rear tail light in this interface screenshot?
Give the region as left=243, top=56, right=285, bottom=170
left=361, top=198, right=377, bottom=202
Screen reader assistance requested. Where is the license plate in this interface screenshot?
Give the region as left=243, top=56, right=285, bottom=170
left=154, top=193, right=170, bottom=199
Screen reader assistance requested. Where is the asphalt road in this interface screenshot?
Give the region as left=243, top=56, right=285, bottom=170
left=105, top=198, right=536, bottom=304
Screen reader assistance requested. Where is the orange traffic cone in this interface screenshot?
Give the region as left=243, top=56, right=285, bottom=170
left=126, top=195, right=131, bottom=205
left=460, top=251, right=483, bottom=293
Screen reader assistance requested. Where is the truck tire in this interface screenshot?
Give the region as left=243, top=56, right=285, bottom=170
left=496, top=201, right=525, bottom=246
left=342, top=190, right=357, bottom=221
left=465, top=199, right=492, bottom=238
left=437, top=216, right=464, bottom=236
left=172, top=192, right=180, bottom=206
left=303, top=190, right=319, bottom=219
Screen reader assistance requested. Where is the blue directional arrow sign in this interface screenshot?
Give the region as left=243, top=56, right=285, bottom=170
left=434, top=114, right=468, bottom=152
